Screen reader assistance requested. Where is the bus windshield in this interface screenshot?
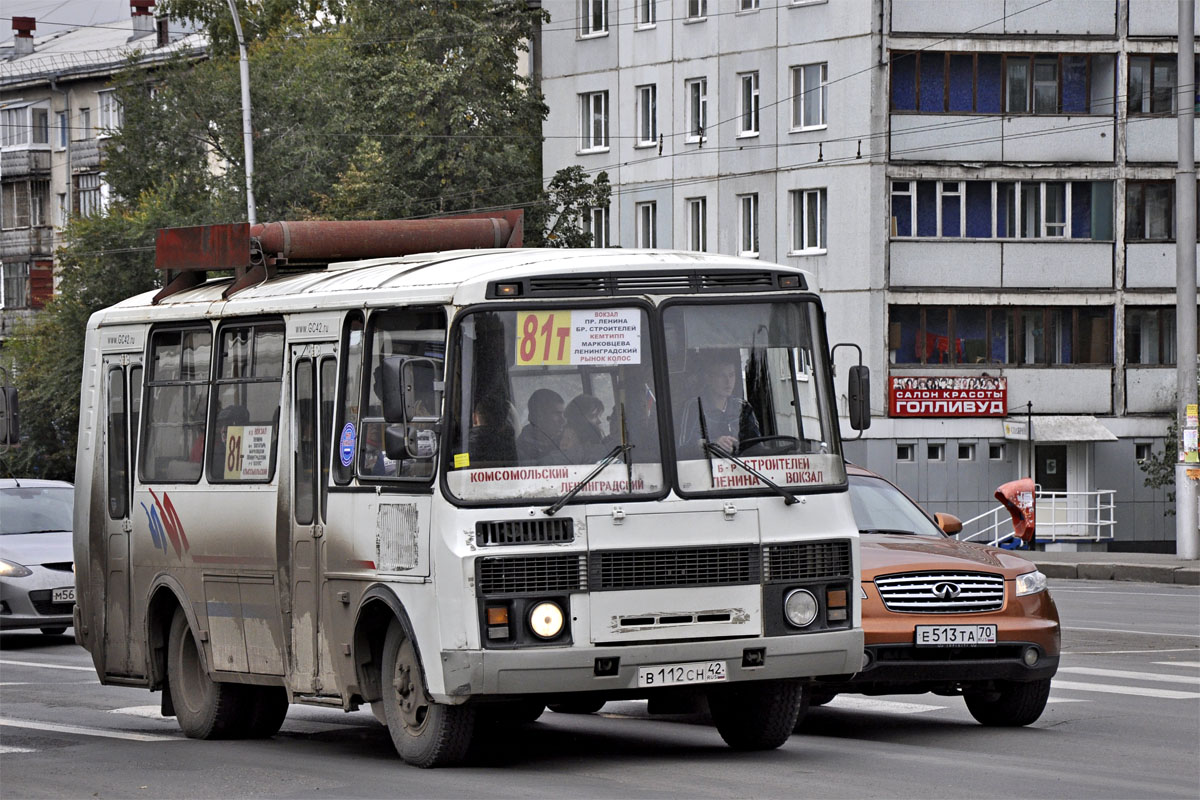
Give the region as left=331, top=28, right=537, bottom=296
left=445, top=306, right=664, bottom=502
left=664, top=299, right=845, bottom=493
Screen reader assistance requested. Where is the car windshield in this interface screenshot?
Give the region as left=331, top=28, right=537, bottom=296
left=0, top=486, right=74, bottom=534
left=663, top=300, right=845, bottom=493
left=445, top=306, right=664, bottom=502
left=848, top=475, right=944, bottom=537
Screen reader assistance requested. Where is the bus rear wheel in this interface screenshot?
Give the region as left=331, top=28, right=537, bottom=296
left=167, top=608, right=245, bottom=739
left=709, top=680, right=804, bottom=751
left=380, top=620, right=476, bottom=768
left=242, top=686, right=289, bottom=738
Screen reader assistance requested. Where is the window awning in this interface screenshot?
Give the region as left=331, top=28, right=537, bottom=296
left=1004, top=415, right=1117, bottom=442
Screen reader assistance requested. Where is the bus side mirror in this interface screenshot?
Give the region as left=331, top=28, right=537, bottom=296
left=401, top=358, right=441, bottom=423
left=0, top=385, right=17, bottom=445
left=848, top=365, right=870, bottom=431
left=380, top=357, right=442, bottom=459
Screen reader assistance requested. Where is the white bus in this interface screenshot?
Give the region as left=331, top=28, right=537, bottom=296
left=74, top=220, right=870, bottom=767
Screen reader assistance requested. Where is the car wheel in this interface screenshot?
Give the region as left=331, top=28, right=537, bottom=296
left=380, top=619, right=476, bottom=768
left=40, top=627, right=67, bottom=636
left=964, top=678, right=1052, bottom=727
left=242, top=686, right=289, bottom=738
left=167, top=608, right=246, bottom=739
left=709, top=680, right=804, bottom=750
left=548, top=699, right=606, bottom=715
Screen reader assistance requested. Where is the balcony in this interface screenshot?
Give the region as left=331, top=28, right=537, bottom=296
left=1125, top=366, right=1177, bottom=414
left=1126, top=243, right=1200, bottom=288
left=1126, top=116, right=1200, bottom=162
left=891, top=114, right=1113, bottom=163
left=1006, top=368, right=1114, bottom=414
left=1, top=227, right=54, bottom=259
left=0, top=148, right=51, bottom=177
left=71, top=138, right=102, bottom=169
left=1129, top=0, right=1200, bottom=36
left=890, top=240, right=1113, bottom=289
left=891, top=0, right=1116, bottom=36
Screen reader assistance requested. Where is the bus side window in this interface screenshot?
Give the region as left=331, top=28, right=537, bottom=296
left=294, top=359, right=316, bottom=525
left=318, top=357, right=336, bottom=518
left=207, top=321, right=285, bottom=483
left=141, top=326, right=212, bottom=484
left=106, top=367, right=127, bottom=519
left=129, top=365, right=142, bottom=481
left=333, top=312, right=365, bottom=485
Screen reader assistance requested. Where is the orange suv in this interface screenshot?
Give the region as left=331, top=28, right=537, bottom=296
left=802, top=464, right=1060, bottom=727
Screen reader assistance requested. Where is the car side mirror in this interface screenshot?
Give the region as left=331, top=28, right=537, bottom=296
left=847, top=365, right=870, bottom=431
left=934, top=512, right=963, bottom=535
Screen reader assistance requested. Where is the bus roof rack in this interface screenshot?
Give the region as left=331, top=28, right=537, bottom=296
left=152, top=210, right=524, bottom=304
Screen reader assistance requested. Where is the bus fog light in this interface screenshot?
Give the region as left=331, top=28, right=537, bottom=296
left=529, top=601, right=564, bottom=639
left=783, top=589, right=818, bottom=627
left=1023, top=647, right=1040, bottom=667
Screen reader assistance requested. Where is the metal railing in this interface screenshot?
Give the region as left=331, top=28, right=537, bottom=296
left=957, top=487, right=1117, bottom=547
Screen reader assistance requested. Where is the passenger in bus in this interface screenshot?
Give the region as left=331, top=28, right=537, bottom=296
left=468, top=398, right=518, bottom=466
left=516, top=388, right=570, bottom=465
left=562, top=394, right=606, bottom=463
left=677, top=352, right=761, bottom=459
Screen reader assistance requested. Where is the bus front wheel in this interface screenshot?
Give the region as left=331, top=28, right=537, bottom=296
left=167, top=608, right=245, bottom=739
left=708, top=680, right=804, bottom=751
left=380, top=620, right=476, bottom=768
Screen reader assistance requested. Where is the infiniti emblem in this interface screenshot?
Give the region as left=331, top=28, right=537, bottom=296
left=932, top=582, right=961, bottom=600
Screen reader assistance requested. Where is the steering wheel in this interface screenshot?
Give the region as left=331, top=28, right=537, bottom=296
left=735, top=435, right=802, bottom=456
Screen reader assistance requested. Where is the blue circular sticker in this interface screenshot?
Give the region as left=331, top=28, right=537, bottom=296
left=339, top=422, right=357, bottom=467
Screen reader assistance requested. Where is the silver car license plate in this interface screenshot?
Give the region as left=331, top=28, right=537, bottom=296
left=637, top=660, right=727, bottom=688
left=914, top=624, right=997, bottom=647
left=52, top=586, right=75, bottom=604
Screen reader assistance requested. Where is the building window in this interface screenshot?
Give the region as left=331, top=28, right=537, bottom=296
left=587, top=206, right=609, bottom=248
left=30, top=180, right=49, bottom=227
left=739, top=72, right=760, bottom=135
left=989, top=442, right=1006, bottom=460
left=1, top=105, right=30, bottom=146
left=1125, top=307, right=1178, bottom=365
left=1, top=262, right=31, bottom=309
left=958, top=443, right=976, bottom=461
left=1125, top=180, right=1193, bottom=242
left=889, top=305, right=1114, bottom=366
left=789, top=188, right=826, bottom=253
left=687, top=0, right=708, bottom=20
left=927, top=443, right=945, bottom=462
left=686, top=78, right=707, bottom=142
left=636, top=84, right=657, bottom=146
left=32, top=108, right=49, bottom=144
left=1135, top=443, right=1153, bottom=463
left=636, top=0, right=655, bottom=26
left=55, top=111, right=68, bottom=149
left=791, top=63, right=827, bottom=129
left=686, top=196, right=707, bottom=252
left=57, top=193, right=68, bottom=226
left=897, top=443, right=915, bottom=462
left=75, top=172, right=104, bottom=217
left=635, top=201, right=657, bottom=248
left=1, top=182, right=29, bottom=229
left=1128, top=55, right=1200, bottom=114
left=738, top=193, right=759, bottom=257
left=76, top=108, right=91, bottom=140
left=580, top=0, right=607, bottom=36
left=740, top=0, right=761, bottom=9
left=97, top=90, right=123, bottom=135
left=579, top=91, right=609, bottom=151
left=890, top=179, right=1113, bottom=241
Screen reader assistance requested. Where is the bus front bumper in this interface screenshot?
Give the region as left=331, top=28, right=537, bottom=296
left=435, top=627, right=863, bottom=701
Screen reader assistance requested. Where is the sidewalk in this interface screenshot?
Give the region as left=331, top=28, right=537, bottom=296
left=1010, top=550, right=1200, bottom=586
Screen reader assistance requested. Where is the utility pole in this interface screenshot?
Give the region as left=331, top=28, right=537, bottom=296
left=1177, top=0, right=1198, bottom=560
left=226, top=0, right=256, bottom=225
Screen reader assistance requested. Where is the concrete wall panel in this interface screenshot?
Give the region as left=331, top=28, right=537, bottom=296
left=1004, top=368, right=1113, bottom=413
left=1002, top=242, right=1113, bottom=288
left=890, top=115, right=1003, bottom=162
left=890, top=241, right=1002, bottom=287
left=1125, top=243, right=1200, bottom=288
left=891, top=0, right=1005, bottom=34
left=1126, top=117, right=1200, bottom=162
left=1129, top=0, right=1200, bottom=36
left=1002, top=116, right=1114, bottom=162
left=1125, top=367, right=1177, bottom=414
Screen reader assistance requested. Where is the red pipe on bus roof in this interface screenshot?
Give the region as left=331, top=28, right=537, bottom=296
left=250, top=215, right=519, bottom=261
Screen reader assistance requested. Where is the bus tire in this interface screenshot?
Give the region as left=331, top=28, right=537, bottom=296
left=242, top=686, right=289, bottom=738
left=963, top=678, right=1051, bottom=727
left=167, top=608, right=245, bottom=739
left=381, top=620, right=476, bottom=768
left=709, top=680, right=804, bottom=751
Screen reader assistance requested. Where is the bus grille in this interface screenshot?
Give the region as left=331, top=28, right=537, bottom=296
left=762, top=541, right=852, bottom=582
left=874, top=572, right=1006, bottom=613
left=591, top=545, right=759, bottom=591
left=477, top=554, right=587, bottom=596
left=476, top=518, right=574, bottom=546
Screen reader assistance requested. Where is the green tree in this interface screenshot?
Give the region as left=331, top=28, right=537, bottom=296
left=525, top=167, right=611, bottom=248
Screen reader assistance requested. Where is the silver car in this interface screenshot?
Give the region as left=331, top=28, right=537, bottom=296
left=1, top=479, right=75, bottom=635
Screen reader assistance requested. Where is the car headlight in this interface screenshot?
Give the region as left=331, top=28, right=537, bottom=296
left=1015, top=570, right=1047, bottom=597
left=784, top=588, right=819, bottom=627
left=0, top=558, right=33, bottom=578
left=528, top=601, right=565, bottom=639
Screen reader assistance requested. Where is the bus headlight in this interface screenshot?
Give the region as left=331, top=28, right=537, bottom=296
left=1015, top=570, right=1048, bottom=597
left=529, top=601, right=565, bottom=639
left=783, top=589, right=819, bottom=628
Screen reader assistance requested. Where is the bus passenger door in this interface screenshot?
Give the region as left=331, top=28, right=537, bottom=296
left=102, top=357, right=142, bottom=677
left=290, top=345, right=336, bottom=692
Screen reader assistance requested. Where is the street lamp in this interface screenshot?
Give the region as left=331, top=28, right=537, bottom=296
left=226, top=0, right=256, bottom=225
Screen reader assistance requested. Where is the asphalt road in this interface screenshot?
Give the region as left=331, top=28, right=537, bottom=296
left=2, top=578, right=1197, bottom=799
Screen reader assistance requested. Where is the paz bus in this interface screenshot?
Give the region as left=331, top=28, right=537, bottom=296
left=73, top=217, right=871, bottom=767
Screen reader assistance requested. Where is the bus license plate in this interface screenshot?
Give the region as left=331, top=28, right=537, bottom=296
left=637, top=660, right=726, bottom=688
left=52, top=586, right=75, bottom=604
left=915, top=624, right=997, bottom=647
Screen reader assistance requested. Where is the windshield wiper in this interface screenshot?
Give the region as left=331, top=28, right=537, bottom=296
left=859, top=528, right=923, bottom=536
left=543, top=443, right=635, bottom=516
left=702, top=440, right=798, bottom=506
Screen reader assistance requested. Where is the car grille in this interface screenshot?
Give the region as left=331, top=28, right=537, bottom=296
left=476, top=518, right=574, bottom=547
left=28, top=589, right=74, bottom=616
left=762, top=541, right=852, bottom=582
left=591, top=545, right=759, bottom=591
left=873, top=571, right=1006, bottom=613
left=477, top=554, right=587, bottom=596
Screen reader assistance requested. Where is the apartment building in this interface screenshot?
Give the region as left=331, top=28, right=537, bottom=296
left=540, top=0, right=1198, bottom=551
left=0, top=3, right=204, bottom=347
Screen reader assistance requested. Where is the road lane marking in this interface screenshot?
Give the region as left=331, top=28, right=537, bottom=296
left=0, top=659, right=95, bottom=672
left=1045, top=697, right=1088, bottom=704
left=1066, top=648, right=1200, bottom=655
left=1153, top=661, right=1200, bottom=668
left=1063, top=626, right=1200, bottom=638
left=1058, top=666, right=1200, bottom=685
left=1050, top=680, right=1200, bottom=700
left=0, top=745, right=38, bottom=754
left=110, top=706, right=169, bottom=720
left=1051, top=588, right=1197, bottom=597
left=825, top=696, right=946, bottom=714
left=0, top=717, right=181, bottom=742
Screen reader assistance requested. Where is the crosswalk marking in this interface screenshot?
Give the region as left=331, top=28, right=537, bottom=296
left=1050, top=680, right=1200, bottom=700
left=825, top=696, right=945, bottom=714
left=1058, top=666, right=1200, bottom=685
left=0, top=659, right=95, bottom=672
left=0, top=717, right=181, bottom=742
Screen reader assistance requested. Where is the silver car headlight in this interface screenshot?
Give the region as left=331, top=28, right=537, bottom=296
left=0, top=558, right=33, bottom=578
left=1015, top=569, right=1047, bottom=597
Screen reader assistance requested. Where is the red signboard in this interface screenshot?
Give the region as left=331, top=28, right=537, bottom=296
left=889, top=376, right=1007, bottom=417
